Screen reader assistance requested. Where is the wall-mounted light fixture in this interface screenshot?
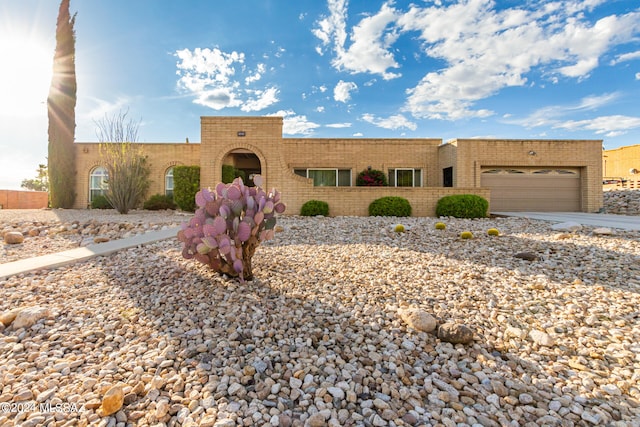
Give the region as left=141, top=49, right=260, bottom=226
left=82, top=147, right=89, bottom=153
left=367, top=165, right=372, bottom=170
left=528, top=150, right=537, bottom=156
left=237, top=131, right=246, bottom=137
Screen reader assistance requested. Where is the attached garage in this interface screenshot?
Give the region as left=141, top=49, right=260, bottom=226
left=481, top=168, right=581, bottom=212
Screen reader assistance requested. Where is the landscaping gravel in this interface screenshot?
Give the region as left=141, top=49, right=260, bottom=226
left=1, top=210, right=639, bottom=426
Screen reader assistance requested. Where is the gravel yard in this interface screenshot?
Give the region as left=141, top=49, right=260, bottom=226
left=1, top=207, right=639, bottom=426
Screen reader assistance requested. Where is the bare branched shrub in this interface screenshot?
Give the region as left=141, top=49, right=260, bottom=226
left=96, top=110, right=150, bottom=214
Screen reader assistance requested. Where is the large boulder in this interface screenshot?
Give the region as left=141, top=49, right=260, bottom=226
left=12, top=306, right=52, bottom=329
left=398, top=307, right=437, bottom=333
left=550, top=222, right=582, bottom=232
left=437, top=322, right=474, bottom=344
left=3, top=231, right=24, bottom=244
left=0, top=308, right=22, bottom=327
left=97, top=383, right=124, bottom=417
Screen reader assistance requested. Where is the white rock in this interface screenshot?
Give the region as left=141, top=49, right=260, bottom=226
left=601, top=384, right=622, bottom=396
left=592, top=227, right=613, bottom=235
left=551, top=221, right=583, bottom=232
left=12, top=306, right=51, bottom=329
left=529, top=329, right=555, bottom=346
left=327, top=387, right=345, bottom=401
left=397, top=307, right=437, bottom=333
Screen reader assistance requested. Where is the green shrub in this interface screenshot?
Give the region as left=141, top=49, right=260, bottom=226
left=436, top=194, right=489, bottom=218
left=173, top=166, right=200, bottom=212
left=356, top=168, right=388, bottom=186
left=460, top=231, right=474, bottom=239
left=368, top=196, right=412, bottom=217
left=394, top=224, right=405, bottom=233
left=487, top=228, right=500, bottom=236
left=91, top=194, right=112, bottom=209
left=222, top=164, right=246, bottom=184
left=435, top=222, right=446, bottom=230
left=300, top=200, right=329, bottom=216
left=144, top=194, right=176, bottom=210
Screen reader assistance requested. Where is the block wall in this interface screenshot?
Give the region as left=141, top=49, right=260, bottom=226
left=283, top=185, right=491, bottom=217
left=0, top=190, right=49, bottom=209
left=603, top=144, right=640, bottom=179
left=74, top=142, right=201, bottom=209
left=452, top=139, right=603, bottom=212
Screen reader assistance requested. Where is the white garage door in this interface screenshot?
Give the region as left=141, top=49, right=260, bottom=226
left=481, top=168, right=581, bottom=212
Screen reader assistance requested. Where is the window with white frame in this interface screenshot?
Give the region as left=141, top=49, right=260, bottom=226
left=90, top=166, right=109, bottom=202
left=388, top=168, right=422, bottom=187
left=165, top=167, right=174, bottom=197
left=294, top=169, right=351, bottom=186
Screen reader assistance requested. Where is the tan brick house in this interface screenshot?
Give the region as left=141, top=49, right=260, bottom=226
left=73, top=116, right=603, bottom=215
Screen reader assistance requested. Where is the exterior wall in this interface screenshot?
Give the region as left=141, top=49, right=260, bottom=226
left=74, top=142, right=200, bottom=209
left=67, top=116, right=604, bottom=215
left=201, top=116, right=282, bottom=189
left=0, top=190, right=48, bottom=209
left=452, top=139, right=603, bottom=212
left=282, top=137, right=441, bottom=186
left=603, top=144, right=640, bottom=180
left=283, top=186, right=490, bottom=217
left=437, top=142, right=457, bottom=187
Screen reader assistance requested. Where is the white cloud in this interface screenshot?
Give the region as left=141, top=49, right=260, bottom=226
left=326, top=122, right=351, bottom=128
left=397, top=3, right=640, bottom=120
left=553, top=115, right=640, bottom=137
left=245, top=63, right=266, bottom=84
left=361, top=113, right=417, bottom=130
left=241, top=87, right=279, bottom=112
left=268, top=110, right=320, bottom=135
left=314, top=1, right=402, bottom=79
left=610, top=50, right=640, bottom=65
left=509, top=93, right=620, bottom=128
left=334, top=80, right=358, bottom=103
left=312, top=1, right=639, bottom=121
left=175, top=47, right=278, bottom=112
left=195, top=88, right=240, bottom=110
left=636, top=72, right=640, bottom=80
left=313, top=0, right=347, bottom=54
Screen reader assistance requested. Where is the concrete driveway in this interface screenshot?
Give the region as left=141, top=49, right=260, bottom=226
left=492, top=212, right=640, bottom=231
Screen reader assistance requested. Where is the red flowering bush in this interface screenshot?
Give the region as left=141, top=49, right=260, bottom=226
left=356, top=168, right=388, bottom=186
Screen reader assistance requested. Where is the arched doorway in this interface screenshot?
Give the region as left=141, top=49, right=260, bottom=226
left=221, top=149, right=262, bottom=186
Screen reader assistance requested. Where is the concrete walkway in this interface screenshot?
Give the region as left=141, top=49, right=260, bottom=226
left=0, top=227, right=179, bottom=280
left=493, top=212, right=640, bottom=231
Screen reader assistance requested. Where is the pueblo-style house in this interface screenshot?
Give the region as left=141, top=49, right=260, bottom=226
left=73, top=116, right=603, bottom=216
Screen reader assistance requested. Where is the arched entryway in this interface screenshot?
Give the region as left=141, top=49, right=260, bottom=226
left=221, top=149, right=262, bottom=186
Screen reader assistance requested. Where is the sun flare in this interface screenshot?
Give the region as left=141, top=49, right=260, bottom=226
left=0, top=35, right=53, bottom=117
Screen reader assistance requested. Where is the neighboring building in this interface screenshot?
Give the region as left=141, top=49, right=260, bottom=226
left=73, top=116, right=603, bottom=215
left=603, top=144, right=640, bottom=188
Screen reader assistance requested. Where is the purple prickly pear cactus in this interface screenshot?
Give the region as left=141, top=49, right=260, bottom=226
left=177, top=175, right=285, bottom=282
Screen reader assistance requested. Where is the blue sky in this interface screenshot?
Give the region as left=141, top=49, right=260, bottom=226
left=1, top=0, right=639, bottom=190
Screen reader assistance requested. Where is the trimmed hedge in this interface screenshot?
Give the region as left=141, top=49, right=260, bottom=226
left=91, top=194, right=112, bottom=209
left=173, top=166, right=200, bottom=212
left=436, top=194, right=489, bottom=218
left=300, top=200, right=329, bottom=216
left=222, top=164, right=246, bottom=184
left=368, top=196, right=412, bottom=217
left=143, top=194, right=177, bottom=210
